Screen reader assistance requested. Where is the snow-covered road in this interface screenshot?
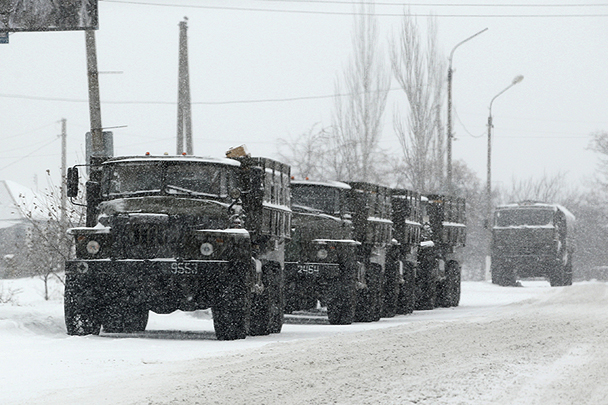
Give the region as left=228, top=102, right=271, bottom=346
left=1, top=277, right=607, bottom=404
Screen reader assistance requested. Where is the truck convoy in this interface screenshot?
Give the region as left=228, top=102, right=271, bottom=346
left=491, top=202, right=575, bottom=287
left=64, top=150, right=467, bottom=340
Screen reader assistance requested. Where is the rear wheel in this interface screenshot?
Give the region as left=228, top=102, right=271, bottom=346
left=381, top=257, right=400, bottom=318
left=355, top=263, right=383, bottom=322
left=102, top=296, right=149, bottom=333
left=492, top=262, right=517, bottom=287
left=396, top=262, right=416, bottom=315
left=416, top=253, right=437, bottom=310
left=213, top=262, right=251, bottom=341
left=249, top=262, right=283, bottom=336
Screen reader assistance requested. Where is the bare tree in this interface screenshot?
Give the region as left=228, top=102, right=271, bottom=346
left=498, top=171, right=572, bottom=205
left=391, top=14, right=445, bottom=193
left=588, top=130, right=608, bottom=188
left=16, top=170, right=85, bottom=300
left=328, top=2, right=391, bottom=183
left=277, top=123, right=331, bottom=181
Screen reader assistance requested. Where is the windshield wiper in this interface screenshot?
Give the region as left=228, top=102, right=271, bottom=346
left=165, top=184, right=219, bottom=198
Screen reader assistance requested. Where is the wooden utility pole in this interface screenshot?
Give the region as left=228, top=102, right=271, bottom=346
left=176, top=17, right=193, bottom=155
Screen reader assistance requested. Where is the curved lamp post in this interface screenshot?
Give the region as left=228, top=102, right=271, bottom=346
left=446, top=28, right=488, bottom=194
left=486, top=74, right=524, bottom=224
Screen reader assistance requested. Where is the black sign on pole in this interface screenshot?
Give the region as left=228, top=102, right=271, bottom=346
left=0, top=1, right=98, bottom=33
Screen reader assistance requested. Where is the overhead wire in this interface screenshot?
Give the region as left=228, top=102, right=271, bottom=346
left=99, top=0, right=608, bottom=17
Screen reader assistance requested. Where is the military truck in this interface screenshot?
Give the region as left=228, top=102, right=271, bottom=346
left=415, top=195, right=466, bottom=310
left=345, top=182, right=393, bottom=322
left=64, top=153, right=291, bottom=340
left=383, top=189, right=422, bottom=317
left=284, top=180, right=360, bottom=324
left=491, top=202, right=575, bottom=287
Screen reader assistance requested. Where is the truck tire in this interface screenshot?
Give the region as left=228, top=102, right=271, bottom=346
left=249, top=263, right=280, bottom=336
left=563, top=259, right=573, bottom=286
left=381, top=258, right=400, bottom=318
left=492, top=263, right=517, bottom=287
left=268, top=263, right=285, bottom=334
left=549, top=264, right=565, bottom=287
left=326, top=263, right=356, bottom=325
left=64, top=282, right=101, bottom=336
left=102, top=299, right=149, bottom=333
left=396, top=262, right=416, bottom=315
left=355, top=263, right=383, bottom=322
left=415, top=253, right=437, bottom=310
left=212, top=263, right=250, bottom=340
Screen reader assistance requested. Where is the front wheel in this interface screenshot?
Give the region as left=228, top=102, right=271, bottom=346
left=64, top=283, right=101, bottom=336
left=325, top=263, right=356, bottom=325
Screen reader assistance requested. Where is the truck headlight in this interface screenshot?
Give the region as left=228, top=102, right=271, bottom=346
left=200, top=242, right=214, bottom=256
left=86, top=240, right=101, bottom=255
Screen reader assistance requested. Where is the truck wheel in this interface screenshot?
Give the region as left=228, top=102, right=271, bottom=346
left=249, top=263, right=280, bottom=336
left=326, top=263, right=356, bottom=325
left=492, top=263, right=517, bottom=287
left=396, top=262, right=416, bottom=315
left=268, top=263, right=284, bottom=334
left=213, top=264, right=250, bottom=340
left=549, top=264, right=565, bottom=287
left=447, top=262, right=461, bottom=307
left=355, top=263, right=382, bottom=322
left=64, top=283, right=101, bottom=336
left=563, top=259, right=573, bottom=286
left=381, top=259, right=400, bottom=318
left=102, top=300, right=149, bottom=333
left=415, top=254, right=437, bottom=310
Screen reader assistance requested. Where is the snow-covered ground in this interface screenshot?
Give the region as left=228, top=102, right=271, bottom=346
left=1, top=276, right=607, bottom=404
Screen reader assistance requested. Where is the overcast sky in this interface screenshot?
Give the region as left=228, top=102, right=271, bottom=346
left=0, top=0, right=607, bottom=195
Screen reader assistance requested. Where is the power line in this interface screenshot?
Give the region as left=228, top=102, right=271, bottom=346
left=0, top=88, right=398, bottom=105
left=99, top=0, right=608, bottom=17
left=255, top=0, right=608, bottom=7
left=0, top=137, right=60, bottom=173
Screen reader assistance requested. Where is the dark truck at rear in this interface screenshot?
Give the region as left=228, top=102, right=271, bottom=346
left=491, top=202, right=575, bottom=287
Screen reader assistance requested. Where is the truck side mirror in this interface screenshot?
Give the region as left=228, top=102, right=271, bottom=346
left=67, top=167, right=79, bottom=197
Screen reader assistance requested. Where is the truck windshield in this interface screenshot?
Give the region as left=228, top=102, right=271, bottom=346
left=495, top=208, right=554, bottom=227
left=102, top=161, right=234, bottom=198
left=291, top=185, right=340, bottom=215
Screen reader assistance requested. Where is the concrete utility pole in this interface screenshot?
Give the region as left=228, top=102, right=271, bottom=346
left=60, top=118, right=67, bottom=225
left=177, top=17, right=193, bottom=155
left=446, top=28, right=488, bottom=194
left=85, top=30, right=103, bottom=158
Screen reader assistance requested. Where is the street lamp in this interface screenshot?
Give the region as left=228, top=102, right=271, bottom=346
left=446, top=28, right=488, bottom=194
left=486, top=74, right=524, bottom=224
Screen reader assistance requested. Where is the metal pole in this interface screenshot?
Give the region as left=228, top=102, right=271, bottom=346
left=60, top=118, right=67, bottom=224
left=486, top=75, right=524, bottom=225
left=446, top=28, right=488, bottom=194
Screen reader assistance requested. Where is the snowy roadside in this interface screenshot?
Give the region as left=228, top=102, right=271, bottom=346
left=1, top=277, right=605, bottom=404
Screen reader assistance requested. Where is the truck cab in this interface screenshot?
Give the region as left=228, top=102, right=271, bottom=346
left=285, top=180, right=359, bottom=324
left=416, top=194, right=466, bottom=309
left=491, top=202, right=574, bottom=286
left=64, top=154, right=291, bottom=340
